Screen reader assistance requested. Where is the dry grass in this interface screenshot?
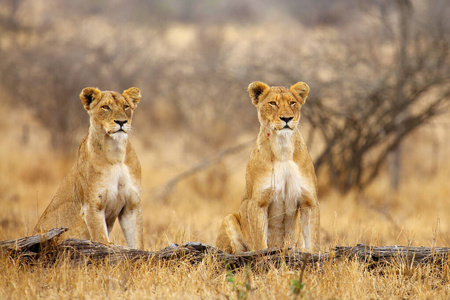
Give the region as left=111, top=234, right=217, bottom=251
left=2, top=252, right=450, bottom=299
left=1, top=102, right=450, bottom=299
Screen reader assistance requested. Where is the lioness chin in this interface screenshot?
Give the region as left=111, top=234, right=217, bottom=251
left=216, top=81, right=320, bottom=253
left=34, top=87, right=144, bottom=249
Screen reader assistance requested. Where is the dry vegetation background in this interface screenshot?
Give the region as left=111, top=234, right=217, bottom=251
left=1, top=0, right=450, bottom=298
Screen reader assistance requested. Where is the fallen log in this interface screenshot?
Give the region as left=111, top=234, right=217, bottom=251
left=0, top=227, right=68, bottom=253
left=1, top=228, right=449, bottom=270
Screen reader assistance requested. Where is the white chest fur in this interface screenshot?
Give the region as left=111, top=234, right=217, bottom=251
left=98, top=163, right=140, bottom=219
left=271, top=160, right=303, bottom=207
left=262, top=130, right=308, bottom=210
left=270, top=130, right=295, bottom=161
left=104, top=132, right=128, bottom=164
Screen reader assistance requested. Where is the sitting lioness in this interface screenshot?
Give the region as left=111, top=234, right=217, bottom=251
left=216, top=81, right=320, bottom=253
left=34, top=87, right=144, bottom=249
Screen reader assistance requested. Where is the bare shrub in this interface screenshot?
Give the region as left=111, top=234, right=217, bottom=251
left=302, top=0, right=450, bottom=192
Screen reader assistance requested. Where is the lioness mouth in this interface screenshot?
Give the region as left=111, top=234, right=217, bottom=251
left=110, top=129, right=126, bottom=134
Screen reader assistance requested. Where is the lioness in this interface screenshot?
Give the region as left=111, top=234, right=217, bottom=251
left=34, top=87, right=144, bottom=249
left=216, top=81, right=320, bottom=253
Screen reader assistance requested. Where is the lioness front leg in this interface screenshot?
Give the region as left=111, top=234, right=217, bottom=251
left=84, top=203, right=110, bottom=244
left=119, top=194, right=144, bottom=249
left=300, top=204, right=320, bottom=253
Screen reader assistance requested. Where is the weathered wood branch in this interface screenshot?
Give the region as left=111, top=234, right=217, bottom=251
left=1, top=228, right=449, bottom=270
left=152, top=140, right=254, bottom=202
left=0, top=227, right=68, bottom=252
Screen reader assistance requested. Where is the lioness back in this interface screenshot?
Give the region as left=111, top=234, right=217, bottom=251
left=34, top=87, right=144, bottom=249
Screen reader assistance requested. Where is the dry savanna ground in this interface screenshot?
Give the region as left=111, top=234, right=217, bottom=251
left=1, top=99, right=450, bottom=299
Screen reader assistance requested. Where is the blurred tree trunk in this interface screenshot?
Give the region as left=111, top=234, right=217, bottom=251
left=389, top=0, right=412, bottom=190
left=7, top=0, right=21, bottom=29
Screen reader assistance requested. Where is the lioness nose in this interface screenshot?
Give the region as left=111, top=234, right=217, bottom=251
left=280, top=117, right=293, bottom=123
left=115, top=120, right=127, bottom=127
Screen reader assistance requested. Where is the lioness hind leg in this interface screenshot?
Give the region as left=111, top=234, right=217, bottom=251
left=216, top=213, right=247, bottom=254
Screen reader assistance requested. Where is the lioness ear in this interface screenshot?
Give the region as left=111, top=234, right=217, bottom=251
left=122, top=87, right=141, bottom=108
left=290, top=82, right=310, bottom=105
left=80, top=87, right=102, bottom=111
left=248, top=81, right=270, bottom=106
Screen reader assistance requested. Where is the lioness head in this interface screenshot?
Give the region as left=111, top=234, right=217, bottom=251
left=248, top=81, right=309, bottom=131
left=80, top=87, right=141, bottom=136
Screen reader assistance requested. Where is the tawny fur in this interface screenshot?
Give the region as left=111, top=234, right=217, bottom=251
left=34, top=87, right=144, bottom=249
left=216, top=81, right=320, bottom=253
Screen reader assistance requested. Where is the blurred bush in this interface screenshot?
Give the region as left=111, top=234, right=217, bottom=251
left=0, top=0, right=449, bottom=193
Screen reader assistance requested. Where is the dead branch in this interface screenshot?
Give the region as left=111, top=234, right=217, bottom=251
left=2, top=229, right=450, bottom=270
left=153, top=140, right=254, bottom=202
left=0, top=227, right=68, bottom=253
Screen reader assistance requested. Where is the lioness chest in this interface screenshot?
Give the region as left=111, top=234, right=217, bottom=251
left=265, top=160, right=303, bottom=219
left=93, top=163, right=139, bottom=226
left=259, top=132, right=308, bottom=244
left=260, top=160, right=304, bottom=247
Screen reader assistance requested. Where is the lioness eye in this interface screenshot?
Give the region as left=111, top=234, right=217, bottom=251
left=124, top=105, right=130, bottom=110
left=269, top=101, right=277, bottom=106
left=290, top=101, right=296, bottom=106
left=101, top=105, right=110, bottom=110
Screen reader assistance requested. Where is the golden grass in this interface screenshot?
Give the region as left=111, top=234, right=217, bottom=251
left=1, top=106, right=450, bottom=299
left=2, top=253, right=450, bottom=299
